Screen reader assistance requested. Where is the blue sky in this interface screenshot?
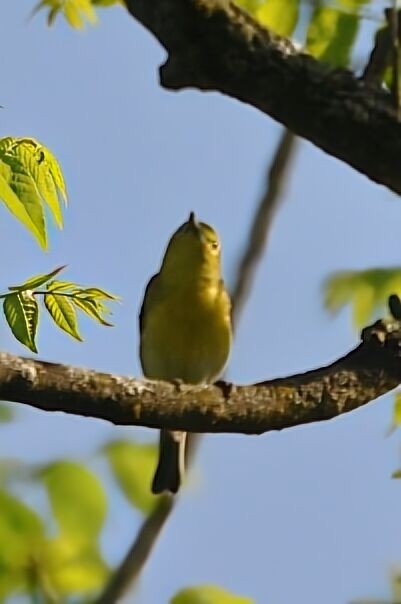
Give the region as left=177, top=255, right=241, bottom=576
left=2, top=2, right=401, bottom=603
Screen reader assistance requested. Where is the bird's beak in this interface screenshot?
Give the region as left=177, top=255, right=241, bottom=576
left=188, top=211, right=199, bottom=231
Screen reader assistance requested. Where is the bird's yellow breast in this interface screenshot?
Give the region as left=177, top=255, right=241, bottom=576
left=140, top=280, right=231, bottom=384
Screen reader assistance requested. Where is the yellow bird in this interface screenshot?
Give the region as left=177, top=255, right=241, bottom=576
left=139, top=212, right=232, bottom=494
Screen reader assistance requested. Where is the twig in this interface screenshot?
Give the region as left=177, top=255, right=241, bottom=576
left=230, top=129, right=297, bottom=327
left=95, top=496, right=174, bottom=604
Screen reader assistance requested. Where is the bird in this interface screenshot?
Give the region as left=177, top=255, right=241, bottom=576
left=139, top=211, right=232, bottom=494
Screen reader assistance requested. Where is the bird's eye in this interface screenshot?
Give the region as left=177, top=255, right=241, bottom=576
left=209, top=241, right=219, bottom=251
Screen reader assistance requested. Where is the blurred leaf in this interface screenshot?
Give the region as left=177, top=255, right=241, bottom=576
left=39, top=461, right=107, bottom=540
left=171, top=585, right=255, bottom=604
left=235, top=0, right=299, bottom=36
left=92, top=0, right=122, bottom=5
left=392, top=571, right=401, bottom=603
left=387, top=392, right=401, bottom=436
left=324, top=267, right=401, bottom=328
left=256, top=0, right=299, bottom=36
left=305, top=6, right=359, bottom=67
left=104, top=440, right=159, bottom=514
left=8, top=266, right=66, bottom=292
left=3, top=292, right=39, bottom=353
left=0, top=569, right=27, bottom=602
left=0, top=490, right=44, bottom=568
left=42, top=536, right=109, bottom=595
left=0, top=403, right=14, bottom=423
left=44, top=293, right=82, bottom=341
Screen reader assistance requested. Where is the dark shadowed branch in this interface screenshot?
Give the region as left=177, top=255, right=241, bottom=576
left=1, top=318, right=400, bottom=434
left=124, top=0, right=401, bottom=195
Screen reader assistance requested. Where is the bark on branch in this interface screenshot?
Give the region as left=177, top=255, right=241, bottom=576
left=1, top=319, right=401, bottom=434
left=124, top=0, right=401, bottom=195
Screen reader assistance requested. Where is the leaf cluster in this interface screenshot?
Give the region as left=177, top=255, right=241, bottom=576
left=0, top=437, right=158, bottom=603
left=2, top=267, right=118, bottom=353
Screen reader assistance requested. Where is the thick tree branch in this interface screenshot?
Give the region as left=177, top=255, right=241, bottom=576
left=124, top=0, right=401, bottom=195
left=1, top=319, right=401, bottom=434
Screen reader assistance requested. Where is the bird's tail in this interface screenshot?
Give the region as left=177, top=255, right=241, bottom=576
left=151, top=429, right=186, bottom=494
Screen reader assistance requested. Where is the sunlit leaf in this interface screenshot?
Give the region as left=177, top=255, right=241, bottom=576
left=44, top=293, right=82, bottom=341
left=3, top=292, right=39, bottom=353
left=305, top=6, right=359, bottom=67
left=171, top=585, right=255, bottom=604
left=79, top=287, right=119, bottom=300
left=42, top=537, right=109, bottom=595
left=0, top=137, right=67, bottom=247
left=12, top=139, right=65, bottom=228
left=324, top=267, right=401, bottom=328
left=33, top=0, right=98, bottom=29
left=39, top=461, right=107, bottom=540
left=47, top=279, right=77, bottom=291
left=73, top=297, right=113, bottom=326
left=104, top=440, right=159, bottom=514
left=0, top=157, right=46, bottom=249
left=8, top=266, right=66, bottom=292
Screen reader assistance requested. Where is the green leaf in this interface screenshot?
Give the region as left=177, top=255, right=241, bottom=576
left=0, top=161, right=46, bottom=249
left=3, top=293, right=39, bottom=352
left=47, top=279, right=77, bottom=291
left=324, top=267, right=401, bottom=328
left=79, top=287, right=119, bottom=300
left=44, top=293, right=82, bottom=341
left=305, top=6, right=359, bottom=67
left=12, top=139, right=65, bottom=228
left=255, top=0, right=299, bottom=37
left=72, top=297, right=113, bottom=326
left=104, top=441, right=159, bottom=514
left=39, top=461, right=107, bottom=540
left=0, top=136, right=66, bottom=247
left=170, top=585, right=255, bottom=604
left=8, top=266, right=66, bottom=292
left=0, top=154, right=47, bottom=249
left=42, top=537, right=109, bottom=595
left=0, top=489, right=44, bottom=568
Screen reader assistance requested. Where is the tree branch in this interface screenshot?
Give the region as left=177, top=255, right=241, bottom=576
left=1, top=318, right=400, bottom=434
left=124, top=0, right=401, bottom=195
